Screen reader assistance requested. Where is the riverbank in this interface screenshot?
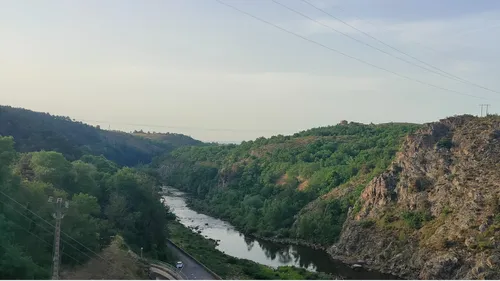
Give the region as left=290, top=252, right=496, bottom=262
left=186, top=197, right=326, bottom=248
left=164, top=190, right=398, bottom=279
left=167, top=220, right=334, bottom=280
left=185, top=197, right=394, bottom=275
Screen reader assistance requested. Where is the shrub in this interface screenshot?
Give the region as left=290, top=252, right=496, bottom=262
left=360, top=220, right=375, bottom=228
left=436, top=137, right=453, bottom=149
left=401, top=211, right=432, bottom=229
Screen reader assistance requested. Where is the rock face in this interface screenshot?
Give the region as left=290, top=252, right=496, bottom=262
left=330, top=115, right=500, bottom=279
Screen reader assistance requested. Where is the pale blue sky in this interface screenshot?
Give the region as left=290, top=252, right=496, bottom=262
left=1, top=0, right=499, bottom=142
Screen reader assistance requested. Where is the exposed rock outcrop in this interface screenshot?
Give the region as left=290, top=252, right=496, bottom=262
left=330, top=115, right=500, bottom=279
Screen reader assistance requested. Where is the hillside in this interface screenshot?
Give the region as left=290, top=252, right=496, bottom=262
left=156, top=121, right=421, bottom=245
left=330, top=115, right=500, bottom=279
left=0, top=105, right=202, bottom=166
left=0, top=119, right=328, bottom=280
left=133, top=131, right=203, bottom=147
left=158, top=115, right=500, bottom=279
left=60, top=236, right=149, bottom=280
left=0, top=136, right=169, bottom=279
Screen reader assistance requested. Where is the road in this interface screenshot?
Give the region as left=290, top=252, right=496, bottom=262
left=166, top=242, right=215, bottom=280
left=149, top=265, right=180, bottom=280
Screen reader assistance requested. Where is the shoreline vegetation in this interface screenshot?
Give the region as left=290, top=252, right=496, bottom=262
left=181, top=195, right=396, bottom=278
left=167, top=220, right=335, bottom=280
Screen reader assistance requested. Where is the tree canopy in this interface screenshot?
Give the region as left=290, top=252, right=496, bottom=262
left=157, top=122, right=421, bottom=244
left=0, top=105, right=203, bottom=166
left=0, top=136, right=170, bottom=278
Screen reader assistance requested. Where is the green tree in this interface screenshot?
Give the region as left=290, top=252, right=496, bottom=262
left=30, top=151, right=72, bottom=190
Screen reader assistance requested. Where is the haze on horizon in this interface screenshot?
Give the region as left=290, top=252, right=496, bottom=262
left=1, top=0, right=499, bottom=142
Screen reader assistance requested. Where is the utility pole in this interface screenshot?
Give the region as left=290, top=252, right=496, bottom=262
left=48, top=196, right=69, bottom=280
left=479, top=104, right=491, bottom=117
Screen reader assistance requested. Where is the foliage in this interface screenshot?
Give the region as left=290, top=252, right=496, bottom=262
left=168, top=221, right=332, bottom=280
left=133, top=131, right=202, bottom=147
left=436, top=137, right=453, bottom=149
left=401, top=211, right=433, bottom=229
left=0, top=136, right=171, bottom=278
left=0, top=105, right=202, bottom=166
left=158, top=122, right=420, bottom=245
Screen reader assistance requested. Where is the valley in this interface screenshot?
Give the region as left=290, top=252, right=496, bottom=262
left=157, top=115, right=500, bottom=279
left=1, top=106, right=500, bottom=279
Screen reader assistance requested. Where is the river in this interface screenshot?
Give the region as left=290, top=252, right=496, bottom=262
left=162, top=189, right=396, bottom=280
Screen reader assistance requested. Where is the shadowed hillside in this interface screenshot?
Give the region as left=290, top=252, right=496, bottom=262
left=0, top=105, right=202, bottom=166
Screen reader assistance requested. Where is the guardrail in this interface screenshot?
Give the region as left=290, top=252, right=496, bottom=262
left=126, top=243, right=186, bottom=280
left=150, top=264, right=177, bottom=280
left=149, top=259, right=188, bottom=280
left=149, top=263, right=187, bottom=280
left=166, top=239, right=222, bottom=280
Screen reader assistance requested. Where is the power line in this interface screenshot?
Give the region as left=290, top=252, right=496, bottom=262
left=214, top=0, right=493, bottom=101
left=76, top=118, right=295, bottom=134
left=0, top=196, right=92, bottom=266
left=2, top=203, right=84, bottom=266
left=479, top=104, right=491, bottom=116
left=48, top=196, right=69, bottom=280
left=0, top=242, right=52, bottom=278
left=272, top=0, right=459, bottom=81
left=298, top=0, right=500, bottom=95
left=0, top=191, right=113, bottom=266
left=316, top=3, right=444, bottom=55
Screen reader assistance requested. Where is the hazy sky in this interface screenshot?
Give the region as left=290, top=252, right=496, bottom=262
left=1, top=0, right=500, bottom=142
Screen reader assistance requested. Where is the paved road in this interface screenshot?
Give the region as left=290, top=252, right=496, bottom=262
left=166, top=242, right=215, bottom=280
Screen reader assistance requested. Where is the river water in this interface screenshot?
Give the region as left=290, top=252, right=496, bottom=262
left=162, top=189, right=396, bottom=280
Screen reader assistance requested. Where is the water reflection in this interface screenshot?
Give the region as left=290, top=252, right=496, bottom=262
left=244, top=236, right=255, bottom=252
left=163, top=188, right=397, bottom=280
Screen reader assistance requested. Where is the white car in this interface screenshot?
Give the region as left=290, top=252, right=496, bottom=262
left=176, top=261, right=184, bottom=269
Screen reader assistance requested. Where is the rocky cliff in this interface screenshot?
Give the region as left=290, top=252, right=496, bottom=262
left=329, top=115, right=500, bottom=279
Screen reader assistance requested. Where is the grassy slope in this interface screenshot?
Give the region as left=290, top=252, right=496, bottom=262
left=60, top=236, right=149, bottom=280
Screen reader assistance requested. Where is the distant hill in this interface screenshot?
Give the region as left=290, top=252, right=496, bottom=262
left=132, top=131, right=203, bottom=147
left=215, top=140, right=242, bottom=145
left=0, top=105, right=202, bottom=166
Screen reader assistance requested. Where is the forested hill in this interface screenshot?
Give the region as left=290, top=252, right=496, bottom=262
left=0, top=105, right=202, bottom=166
left=132, top=131, right=203, bottom=147
left=0, top=136, right=170, bottom=279
left=156, top=121, right=421, bottom=245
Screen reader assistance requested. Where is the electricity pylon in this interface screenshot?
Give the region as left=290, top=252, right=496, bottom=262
left=48, top=196, right=69, bottom=280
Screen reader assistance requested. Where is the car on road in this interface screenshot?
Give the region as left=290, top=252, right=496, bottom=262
left=176, top=261, right=184, bottom=269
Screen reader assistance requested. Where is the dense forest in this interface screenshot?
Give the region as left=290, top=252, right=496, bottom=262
left=156, top=121, right=421, bottom=245
left=0, top=106, right=342, bottom=280
left=0, top=106, right=202, bottom=166
left=0, top=136, right=170, bottom=279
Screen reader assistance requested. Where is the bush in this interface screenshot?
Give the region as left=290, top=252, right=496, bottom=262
left=360, top=220, right=375, bottom=228
left=442, top=206, right=452, bottom=216
left=401, top=211, right=432, bottom=229
left=436, top=137, right=453, bottom=149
